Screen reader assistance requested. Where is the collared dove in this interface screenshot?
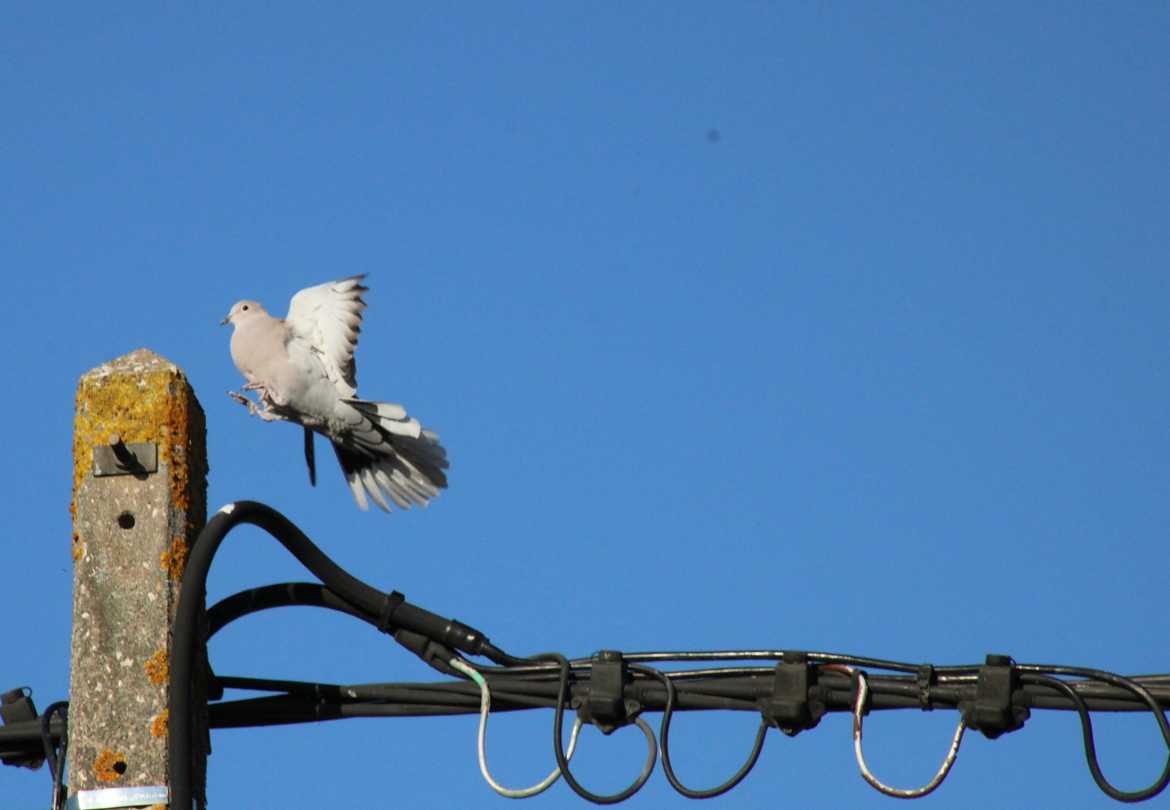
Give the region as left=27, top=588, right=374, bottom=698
left=221, top=275, right=448, bottom=512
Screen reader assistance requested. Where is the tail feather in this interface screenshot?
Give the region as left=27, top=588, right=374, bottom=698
left=331, top=398, right=448, bottom=512
left=348, top=399, right=421, bottom=437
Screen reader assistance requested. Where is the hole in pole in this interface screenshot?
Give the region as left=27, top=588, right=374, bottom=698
left=117, top=512, right=135, bottom=530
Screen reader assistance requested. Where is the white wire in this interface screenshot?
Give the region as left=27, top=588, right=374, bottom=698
left=451, top=657, right=582, bottom=799
left=844, top=666, right=967, bottom=799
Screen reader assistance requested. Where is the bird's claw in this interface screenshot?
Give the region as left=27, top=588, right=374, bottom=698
left=227, top=389, right=284, bottom=422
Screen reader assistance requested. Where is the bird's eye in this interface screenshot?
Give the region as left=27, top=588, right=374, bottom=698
left=242, top=304, right=249, bottom=311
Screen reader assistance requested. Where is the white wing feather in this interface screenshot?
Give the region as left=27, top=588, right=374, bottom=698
left=285, top=275, right=368, bottom=397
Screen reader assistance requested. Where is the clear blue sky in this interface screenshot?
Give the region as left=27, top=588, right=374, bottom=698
left=4, top=4, right=1168, bottom=808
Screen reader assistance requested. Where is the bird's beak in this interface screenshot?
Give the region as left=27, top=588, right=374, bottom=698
left=219, top=315, right=230, bottom=326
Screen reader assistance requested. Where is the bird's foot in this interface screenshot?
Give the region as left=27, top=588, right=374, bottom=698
left=227, top=390, right=283, bottom=422
left=227, top=390, right=254, bottom=410
left=243, top=381, right=288, bottom=408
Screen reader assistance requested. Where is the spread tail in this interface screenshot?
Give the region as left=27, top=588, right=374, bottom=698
left=331, top=398, right=448, bottom=512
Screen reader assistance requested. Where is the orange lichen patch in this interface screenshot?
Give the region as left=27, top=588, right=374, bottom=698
left=144, top=649, right=169, bottom=686
left=150, top=709, right=169, bottom=738
left=160, top=535, right=189, bottom=579
left=160, top=377, right=208, bottom=522
left=93, top=749, right=127, bottom=782
left=71, top=350, right=208, bottom=530
left=71, top=532, right=85, bottom=562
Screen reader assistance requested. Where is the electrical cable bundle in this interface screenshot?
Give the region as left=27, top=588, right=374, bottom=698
left=6, top=501, right=1168, bottom=807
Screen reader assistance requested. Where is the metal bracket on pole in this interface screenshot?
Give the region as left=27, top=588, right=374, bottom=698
left=92, top=435, right=158, bottom=477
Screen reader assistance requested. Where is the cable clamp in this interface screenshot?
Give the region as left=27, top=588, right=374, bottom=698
left=573, top=651, right=640, bottom=734
left=758, top=652, right=826, bottom=736
left=960, top=654, right=1030, bottom=739
left=0, top=687, right=44, bottom=769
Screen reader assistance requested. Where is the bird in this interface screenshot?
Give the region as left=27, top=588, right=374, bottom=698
left=221, top=275, right=448, bottom=512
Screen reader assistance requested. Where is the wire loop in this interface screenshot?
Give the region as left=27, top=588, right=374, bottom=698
left=642, top=666, right=768, bottom=798
left=829, top=665, right=966, bottom=799
left=1020, top=671, right=1170, bottom=802
left=450, top=658, right=581, bottom=798
left=543, top=653, right=658, bottom=804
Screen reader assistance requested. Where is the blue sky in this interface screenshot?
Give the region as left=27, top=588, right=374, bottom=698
left=3, top=4, right=1168, bottom=808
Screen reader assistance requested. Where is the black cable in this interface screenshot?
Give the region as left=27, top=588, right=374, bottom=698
left=207, top=582, right=367, bottom=637
left=1019, top=669, right=1170, bottom=803
left=199, top=667, right=1167, bottom=723
left=544, top=653, right=657, bottom=805
left=1020, top=665, right=1170, bottom=747
left=645, top=665, right=769, bottom=799
left=1020, top=674, right=1165, bottom=803
left=163, top=501, right=1170, bottom=807
left=171, top=501, right=504, bottom=810
left=39, top=701, right=67, bottom=810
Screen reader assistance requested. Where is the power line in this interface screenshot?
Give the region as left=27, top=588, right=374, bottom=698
left=6, top=500, right=1170, bottom=805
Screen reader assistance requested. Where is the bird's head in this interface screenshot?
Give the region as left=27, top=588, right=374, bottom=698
left=220, top=300, right=267, bottom=327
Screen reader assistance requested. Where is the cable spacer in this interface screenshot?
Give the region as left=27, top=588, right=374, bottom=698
left=574, top=651, right=639, bottom=735
left=758, top=652, right=826, bottom=736
left=960, top=654, right=1030, bottom=739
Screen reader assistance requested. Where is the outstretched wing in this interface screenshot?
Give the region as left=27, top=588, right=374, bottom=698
left=285, top=275, right=368, bottom=397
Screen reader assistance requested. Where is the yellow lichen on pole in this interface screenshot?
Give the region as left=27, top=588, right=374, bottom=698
left=68, top=349, right=208, bottom=807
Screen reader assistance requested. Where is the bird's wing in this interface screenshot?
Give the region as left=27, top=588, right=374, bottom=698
left=285, top=275, right=368, bottom=397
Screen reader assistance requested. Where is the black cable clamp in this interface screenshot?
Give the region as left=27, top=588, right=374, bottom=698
left=758, top=652, right=826, bottom=736
left=574, top=651, right=641, bottom=734
left=960, top=654, right=1030, bottom=739
left=1, top=688, right=44, bottom=770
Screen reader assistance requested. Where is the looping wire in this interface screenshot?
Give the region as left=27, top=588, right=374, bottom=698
left=641, top=665, right=768, bottom=799
left=1019, top=670, right=1170, bottom=802
left=825, top=664, right=966, bottom=799
left=450, top=658, right=581, bottom=799
left=543, top=653, right=658, bottom=805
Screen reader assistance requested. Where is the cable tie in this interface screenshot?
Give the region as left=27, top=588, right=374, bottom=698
left=377, top=590, right=405, bottom=633
left=917, top=664, right=934, bottom=711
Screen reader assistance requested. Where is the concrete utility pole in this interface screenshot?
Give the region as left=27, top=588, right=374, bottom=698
left=69, top=349, right=208, bottom=809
